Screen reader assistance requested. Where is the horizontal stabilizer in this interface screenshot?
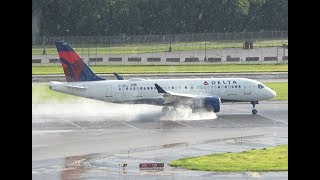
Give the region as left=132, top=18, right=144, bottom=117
left=63, top=85, right=86, bottom=90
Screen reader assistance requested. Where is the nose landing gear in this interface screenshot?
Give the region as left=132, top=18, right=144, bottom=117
left=251, top=101, right=258, bottom=114
left=252, top=109, right=257, bottom=115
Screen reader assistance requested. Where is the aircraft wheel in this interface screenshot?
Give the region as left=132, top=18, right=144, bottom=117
left=252, top=109, right=257, bottom=115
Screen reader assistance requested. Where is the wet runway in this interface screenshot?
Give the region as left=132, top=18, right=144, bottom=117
left=32, top=100, right=288, bottom=179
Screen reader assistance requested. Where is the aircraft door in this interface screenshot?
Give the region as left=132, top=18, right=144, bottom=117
left=244, top=82, right=251, bottom=94
left=105, top=85, right=113, bottom=101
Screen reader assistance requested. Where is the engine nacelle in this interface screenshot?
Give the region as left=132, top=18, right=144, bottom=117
left=192, top=96, right=221, bottom=112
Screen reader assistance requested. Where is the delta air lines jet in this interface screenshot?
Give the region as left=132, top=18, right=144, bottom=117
left=49, top=41, right=276, bottom=115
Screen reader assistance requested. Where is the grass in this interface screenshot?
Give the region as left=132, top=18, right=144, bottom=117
left=169, top=145, right=288, bottom=172
left=32, top=39, right=288, bottom=55
left=264, top=82, right=288, bottom=100
left=32, top=84, right=85, bottom=103
left=32, top=82, right=287, bottom=103
left=32, top=64, right=288, bottom=75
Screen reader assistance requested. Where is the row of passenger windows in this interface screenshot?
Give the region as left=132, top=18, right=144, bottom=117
left=118, top=85, right=241, bottom=91
left=119, top=87, right=156, bottom=91
left=197, top=85, right=241, bottom=89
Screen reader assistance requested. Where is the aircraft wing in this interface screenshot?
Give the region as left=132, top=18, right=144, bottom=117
left=154, top=84, right=198, bottom=104
left=49, top=81, right=86, bottom=91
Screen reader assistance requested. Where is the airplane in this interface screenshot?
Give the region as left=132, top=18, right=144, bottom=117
left=49, top=41, right=276, bottom=115
left=113, top=72, right=125, bottom=80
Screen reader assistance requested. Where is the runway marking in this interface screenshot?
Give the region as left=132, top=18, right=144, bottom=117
left=74, top=161, right=80, bottom=167
left=63, top=120, right=85, bottom=130
left=175, top=121, right=193, bottom=128
left=259, top=113, right=288, bottom=125
left=247, top=172, right=261, bottom=177
left=219, top=113, right=251, bottom=115
left=120, top=122, right=139, bottom=129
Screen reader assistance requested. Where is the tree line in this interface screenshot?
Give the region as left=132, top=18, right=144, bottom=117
left=32, top=0, right=287, bottom=37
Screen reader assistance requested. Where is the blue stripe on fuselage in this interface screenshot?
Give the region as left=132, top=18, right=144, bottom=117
left=113, top=98, right=250, bottom=106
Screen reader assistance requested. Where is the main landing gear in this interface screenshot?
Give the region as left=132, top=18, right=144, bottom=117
left=251, top=101, right=258, bottom=115
left=162, top=106, right=170, bottom=113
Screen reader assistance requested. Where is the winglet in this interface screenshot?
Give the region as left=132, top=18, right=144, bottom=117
left=113, top=72, right=125, bottom=80
left=154, top=84, right=166, bottom=93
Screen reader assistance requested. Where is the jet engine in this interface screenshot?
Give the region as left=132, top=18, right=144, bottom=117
left=191, top=96, right=221, bottom=112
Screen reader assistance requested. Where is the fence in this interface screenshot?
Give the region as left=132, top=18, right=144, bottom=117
left=32, top=31, right=287, bottom=47
left=32, top=31, right=288, bottom=65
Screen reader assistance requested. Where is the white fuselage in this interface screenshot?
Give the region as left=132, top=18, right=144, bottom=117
left=50, top=78, right=276, bottom=105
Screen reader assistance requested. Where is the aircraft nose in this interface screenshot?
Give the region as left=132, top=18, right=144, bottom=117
left=269, top=89, right=276, bottom=98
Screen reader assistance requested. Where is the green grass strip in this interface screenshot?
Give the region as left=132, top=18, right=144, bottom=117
left=169, top=145, right=288, bottom=172
left=32, top=84, right=84, bottom=103
left=32, top=64, right=288, bottom=75
left=264, top=82, right=288, bottom=100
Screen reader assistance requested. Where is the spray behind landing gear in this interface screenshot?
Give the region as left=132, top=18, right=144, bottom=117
left=161, top=106, right=170, bottom=114
left=160, top=106, right=217, bottom=121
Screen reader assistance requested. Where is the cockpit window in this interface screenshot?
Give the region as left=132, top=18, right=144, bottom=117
left=258, top=84, right=264, bottom=89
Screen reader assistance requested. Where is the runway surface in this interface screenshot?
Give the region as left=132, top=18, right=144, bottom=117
left=32, top=99, right=288, bottom=179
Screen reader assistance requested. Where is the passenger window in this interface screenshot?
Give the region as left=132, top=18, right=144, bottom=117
left=144, top=87, right=146, bottom=90
left=126, top=87, right=128, bottom=90
left=140, top=87, right=142, bottom=90
left=133, top=87, right=135, bottom=90
left=185, top=86, right=187, bottom=89
left=172, top=87, right=174, bottom=89
left=151, top=87, right=153, bottom=90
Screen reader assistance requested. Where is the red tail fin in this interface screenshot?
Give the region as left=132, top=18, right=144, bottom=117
left=55, top=41, right=104, bottom=82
